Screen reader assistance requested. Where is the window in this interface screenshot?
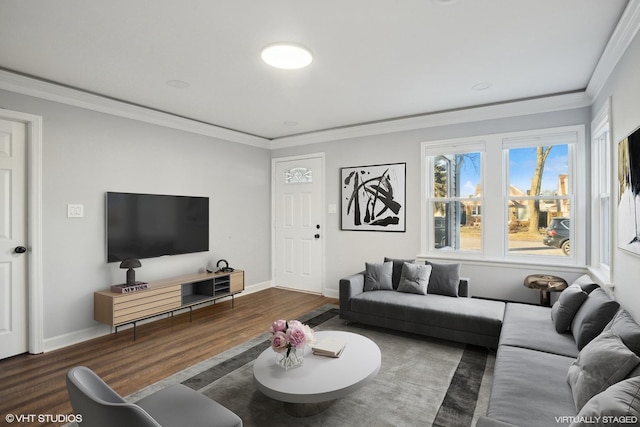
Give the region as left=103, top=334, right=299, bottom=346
left=504, top=141, right=573, bottom=257
left=424, top=143, right=483, bottom=252
left=591, top=101, right=611, bottom=274
left=422, top=125, right=584, bottom=264
left=284, top=167, right=313, bottom=184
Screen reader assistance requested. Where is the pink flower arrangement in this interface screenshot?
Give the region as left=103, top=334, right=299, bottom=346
left=269, top=319, right=316, bottom=356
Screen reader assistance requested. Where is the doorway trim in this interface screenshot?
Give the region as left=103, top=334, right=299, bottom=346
left=271, top=153, right=326, bottom=295
left=0, top=109, right=44, bottom=354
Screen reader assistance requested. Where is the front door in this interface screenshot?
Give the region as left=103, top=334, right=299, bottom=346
left=273, top=156, right=324, bottom=294
left=0, top=118, right=28, bottom=359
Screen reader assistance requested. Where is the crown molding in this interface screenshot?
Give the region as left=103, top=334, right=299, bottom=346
left=0, top=70, right=271, bottom=149
left=270, top=91, right=592, bottom=149
left=586, top=0, right=640, bottom=101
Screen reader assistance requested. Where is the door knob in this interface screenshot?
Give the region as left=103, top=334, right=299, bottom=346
left=314, top=234, right=320, bottom=239
left=14, top=246, right=27, bottom=254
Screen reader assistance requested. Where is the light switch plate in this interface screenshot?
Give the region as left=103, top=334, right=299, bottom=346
left=67, top=204, right=84, bottom=218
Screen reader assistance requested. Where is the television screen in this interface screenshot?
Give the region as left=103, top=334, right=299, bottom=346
left=106, top=192, right=209, bottom=263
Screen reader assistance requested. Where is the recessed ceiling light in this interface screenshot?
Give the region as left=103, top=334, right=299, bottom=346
left=166, top=80, right=190, bottom=89
left=432, top=0, right=458, bottom=5
left=472, top=82, right=492, bottom=91
left=261, top=43, right=313, bottom=70
left=283, top=121, right=299, bottom=126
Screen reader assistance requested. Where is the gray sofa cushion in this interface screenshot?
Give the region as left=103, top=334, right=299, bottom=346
left=349, top=290, right=504, bottom=338
left=566, top=330, right=640, bottom=411
left=384, top=257, right=415, bottom=290
left=605, top=309, right=640, bottom=357
left=571, top=376, right=640, bottom=427
left=487, top=345, right=576, bottom=426
left=500, top=303, right=579, bottom=358
left=571, top=288, right=620, bottom=350
left=364, top=261, right=393, bottom=291
left=397, top=262, right=431, bottom=295
left=425, top=261, right=460, bottom=297
left=552, top=284, right=589, bottom=333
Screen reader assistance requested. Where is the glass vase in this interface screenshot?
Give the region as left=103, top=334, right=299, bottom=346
left=276, top=347, right=304, bottom=370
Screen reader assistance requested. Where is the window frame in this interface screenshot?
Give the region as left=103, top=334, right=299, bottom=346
left=422, top=139, right=486, bottom=256
left=421, top=125, right=586, bottom=266
left=590, top=100, right=612, bottom=281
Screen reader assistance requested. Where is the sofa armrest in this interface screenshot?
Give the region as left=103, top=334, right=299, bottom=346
left=458, top=277, right=470, bottom=297
left=339, top=271, right=365, bottom=313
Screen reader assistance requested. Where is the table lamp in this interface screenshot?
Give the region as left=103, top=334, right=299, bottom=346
left=120, top=258, right=142, bottom=286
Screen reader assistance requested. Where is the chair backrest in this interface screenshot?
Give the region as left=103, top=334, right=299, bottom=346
left=66, top=366, right=161, bottom=427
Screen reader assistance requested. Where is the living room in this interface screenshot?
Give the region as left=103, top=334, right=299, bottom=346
left=2, top=1, right=640, bottom=425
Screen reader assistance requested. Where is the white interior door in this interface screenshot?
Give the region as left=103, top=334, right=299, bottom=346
left=274, top=156, right=324, bottom=294
left=0, top=118, right=28, bottom=359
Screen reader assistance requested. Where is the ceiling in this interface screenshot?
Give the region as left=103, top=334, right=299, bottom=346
left=0, top=0, right=631, bottom=140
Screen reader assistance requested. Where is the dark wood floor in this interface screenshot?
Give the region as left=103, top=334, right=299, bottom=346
left=0, top=288, right=338, bottom=427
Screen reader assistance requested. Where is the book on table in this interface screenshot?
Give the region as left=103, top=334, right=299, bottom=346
left=312, top=337, right=347, bottom=358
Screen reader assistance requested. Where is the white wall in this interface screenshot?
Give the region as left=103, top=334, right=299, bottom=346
left=272, top=108, right=592, bottom=304
left=0, top=89, right=272, bottom=348
left=592, top=27, right=640, bottom=321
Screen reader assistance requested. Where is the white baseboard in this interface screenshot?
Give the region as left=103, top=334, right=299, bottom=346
left=43, top=325, right=111, bottom=353
left=40, top=280, right=275, bottom=353
left=323, top=288, right=339, bottom=299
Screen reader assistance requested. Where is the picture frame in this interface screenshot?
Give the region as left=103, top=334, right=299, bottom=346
left=617, top=125, right=640, bottom=255
left=341, top=162, right=406, bottom=232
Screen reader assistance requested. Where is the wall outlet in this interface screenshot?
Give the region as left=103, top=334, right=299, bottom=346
left=67, top=204, right=84, bottom=218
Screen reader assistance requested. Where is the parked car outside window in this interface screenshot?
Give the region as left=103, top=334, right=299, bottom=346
left=542, top=218, right=570, bottom=255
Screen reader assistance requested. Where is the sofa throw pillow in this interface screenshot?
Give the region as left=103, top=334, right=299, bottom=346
left=425, top=261, right=460, bottom=297
left=566, top=330, right=640, bottom=411
left=551, top=284, right=589, bottom=333
left=384, top=257, right=415, bottom=290
left=397, top=263, right=432, bottom=295
left=571, top=274, right=600, bottom=294
left=364, top=261, right=393, bottom=291
left=571, top=376, right=640, bottom=427
left=571, top=288, right=620, bottom=350
left=604, top=309, right=640, bottom=357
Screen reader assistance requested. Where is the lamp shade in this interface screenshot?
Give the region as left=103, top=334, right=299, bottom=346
left=120, top=259, right=141, bottom=269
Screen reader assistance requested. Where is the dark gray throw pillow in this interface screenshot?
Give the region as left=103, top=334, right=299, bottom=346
left=425, top=261, right=460, bottom=297
left=571, top=288, right=620, bottom=350
left=566, top=330, right=640, bottom=411
left=384, top=257, right=415, bottom=290
left=572, top=376, right=640, bottom=427
left=397, top=263, right=432, bottom=295
left=551, top=284, right=589, bottom=333
left=605, top=309, right=640, bottom=357
left=364, top=261, right=393, bottom=291
left=571, top=274, right=600, bottom=294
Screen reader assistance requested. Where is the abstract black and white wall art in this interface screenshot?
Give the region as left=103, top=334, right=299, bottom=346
left=618, top=125, right=640, bottom=255
left=341, top=163, right=406, bottom=232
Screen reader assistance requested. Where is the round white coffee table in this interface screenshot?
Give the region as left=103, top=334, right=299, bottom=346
left=253, top=331, right=381, bottom=416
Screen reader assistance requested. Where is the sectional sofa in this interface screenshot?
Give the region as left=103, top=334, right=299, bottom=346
left=339, top=262, right=640, bottom=426
left=478, top=275, right=640, bottom=427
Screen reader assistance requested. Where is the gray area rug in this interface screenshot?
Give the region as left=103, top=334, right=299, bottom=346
left=126, top=305, right=495, bottom=427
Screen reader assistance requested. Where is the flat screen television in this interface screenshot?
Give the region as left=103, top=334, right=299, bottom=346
left=106, top=192, right=209, bottom=263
